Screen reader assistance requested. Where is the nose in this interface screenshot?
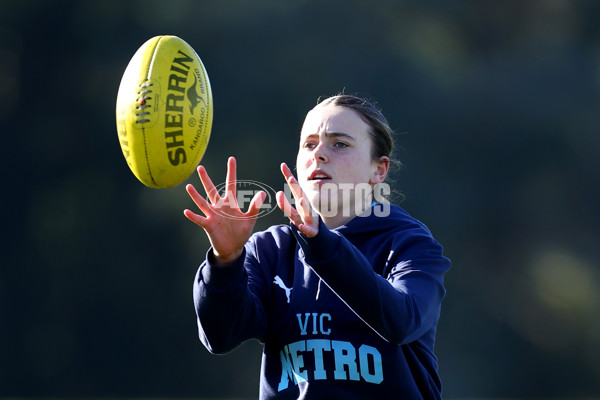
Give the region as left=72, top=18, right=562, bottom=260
left=312, top=142, right=328, bottom=163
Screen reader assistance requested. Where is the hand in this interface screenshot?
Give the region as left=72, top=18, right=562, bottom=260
left=276, top=163, right=319, bottom=238
left=184, top=157, right=266, bottom=265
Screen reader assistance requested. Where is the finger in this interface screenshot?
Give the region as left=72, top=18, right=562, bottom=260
left=246, top=190, right=266, bottom=218
left=280, top=162, right=294, bottom=182
left=279, top=164, right=310, bottom=224
left=297, top=197, right=315, bottom=225
left=183, top=208, right=209, bottom=229
left=276, top=191, right=302, bottom=227
left=280, top=163, right=304, bottom=206
left=297, top=222, right=319, bottom=238
left=186, top=183, right=213, bottom=216
left=276, top=190, right=294, bottom=219
left=280, top=163, right=302, bottom=197
left=225, top=156, right=237, bottom=200
left=276, top=190, right=292, bottom=218
left=197, top=165, right=220, bottom=204
left=278, top=193, right=317, bottom=237
left=287, top=178, right=310, bottom=223
left=294, top=197, right=319, bottom=238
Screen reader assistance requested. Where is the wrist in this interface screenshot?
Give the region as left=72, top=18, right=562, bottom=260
left=292, top=218, right=340, bottom=263
left=211, top=248, right=243, bottom=266
left=201, top=247, right=247, bottom=290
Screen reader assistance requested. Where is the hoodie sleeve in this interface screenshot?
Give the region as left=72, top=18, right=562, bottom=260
left=292, top=217, right=450, bottom=345
left=193, top=243, right=269, bottom=354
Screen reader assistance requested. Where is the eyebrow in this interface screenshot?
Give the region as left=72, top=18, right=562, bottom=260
left=303, top=132, right=356, bottom=141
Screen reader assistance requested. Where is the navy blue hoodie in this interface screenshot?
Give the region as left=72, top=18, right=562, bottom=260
left=194, top=203, right=451, bottom=399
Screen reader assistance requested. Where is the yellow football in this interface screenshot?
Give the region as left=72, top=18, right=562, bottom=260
left=116, top=35, right=213, bottom=188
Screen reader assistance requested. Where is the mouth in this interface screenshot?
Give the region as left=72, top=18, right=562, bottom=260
left=308, top=170, right=332, bottom=182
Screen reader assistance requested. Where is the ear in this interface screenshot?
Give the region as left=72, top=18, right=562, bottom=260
left=369, top=156, right=390, bottom=184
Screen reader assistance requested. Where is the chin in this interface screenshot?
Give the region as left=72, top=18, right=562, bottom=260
left=310, top=192, right=346, bottom=218
left=305, top=190, right=323, bottom=211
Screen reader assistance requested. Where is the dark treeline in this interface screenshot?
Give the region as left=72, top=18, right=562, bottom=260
left=1, top=0, right=599, bottom=398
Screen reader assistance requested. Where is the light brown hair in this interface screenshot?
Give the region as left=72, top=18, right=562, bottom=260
left=318, top=94, right=399, bottom=176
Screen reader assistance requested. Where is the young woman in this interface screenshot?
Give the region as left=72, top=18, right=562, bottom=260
left=184, top=95, right=451, bottom=399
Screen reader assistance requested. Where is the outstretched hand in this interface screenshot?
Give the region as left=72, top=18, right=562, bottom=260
left=184, top=157, right=266, bottom=265
left=276, top=163, right=319, bottom=238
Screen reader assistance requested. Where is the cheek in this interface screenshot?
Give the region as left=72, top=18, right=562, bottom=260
left=338, top=153, right=366, bottom=171
left=295, top=153, right=310, bottom=181
left=344, top=157, right=376, bottom=183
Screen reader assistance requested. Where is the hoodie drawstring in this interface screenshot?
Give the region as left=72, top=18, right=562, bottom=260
left=316, top=277, right=322, bottom=300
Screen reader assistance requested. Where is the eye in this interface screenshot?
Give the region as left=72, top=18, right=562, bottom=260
left=303, top=141, right=317, bottom=149
left=333, top=141, right=349, bottom=148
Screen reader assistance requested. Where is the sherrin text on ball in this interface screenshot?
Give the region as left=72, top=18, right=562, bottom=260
left=116, top=35, right=213, bottom=188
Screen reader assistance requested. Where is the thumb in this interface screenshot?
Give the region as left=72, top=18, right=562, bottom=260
left=246, top=190, right=267, bottom=218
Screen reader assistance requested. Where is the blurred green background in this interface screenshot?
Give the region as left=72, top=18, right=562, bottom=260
left=1, top=0, right=599, bottom=398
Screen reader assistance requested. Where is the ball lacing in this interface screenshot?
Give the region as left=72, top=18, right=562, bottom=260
left=135, top=81, right=153, bottom=124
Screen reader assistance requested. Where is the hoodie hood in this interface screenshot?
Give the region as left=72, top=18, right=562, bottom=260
left=334, top=203, right=428, bottom=238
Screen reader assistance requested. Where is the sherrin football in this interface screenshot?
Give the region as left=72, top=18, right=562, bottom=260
left=116, top=35, right=213, bottom=188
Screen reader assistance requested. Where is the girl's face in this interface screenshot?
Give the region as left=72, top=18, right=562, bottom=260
left=296, top=103, right=387, bottom=221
